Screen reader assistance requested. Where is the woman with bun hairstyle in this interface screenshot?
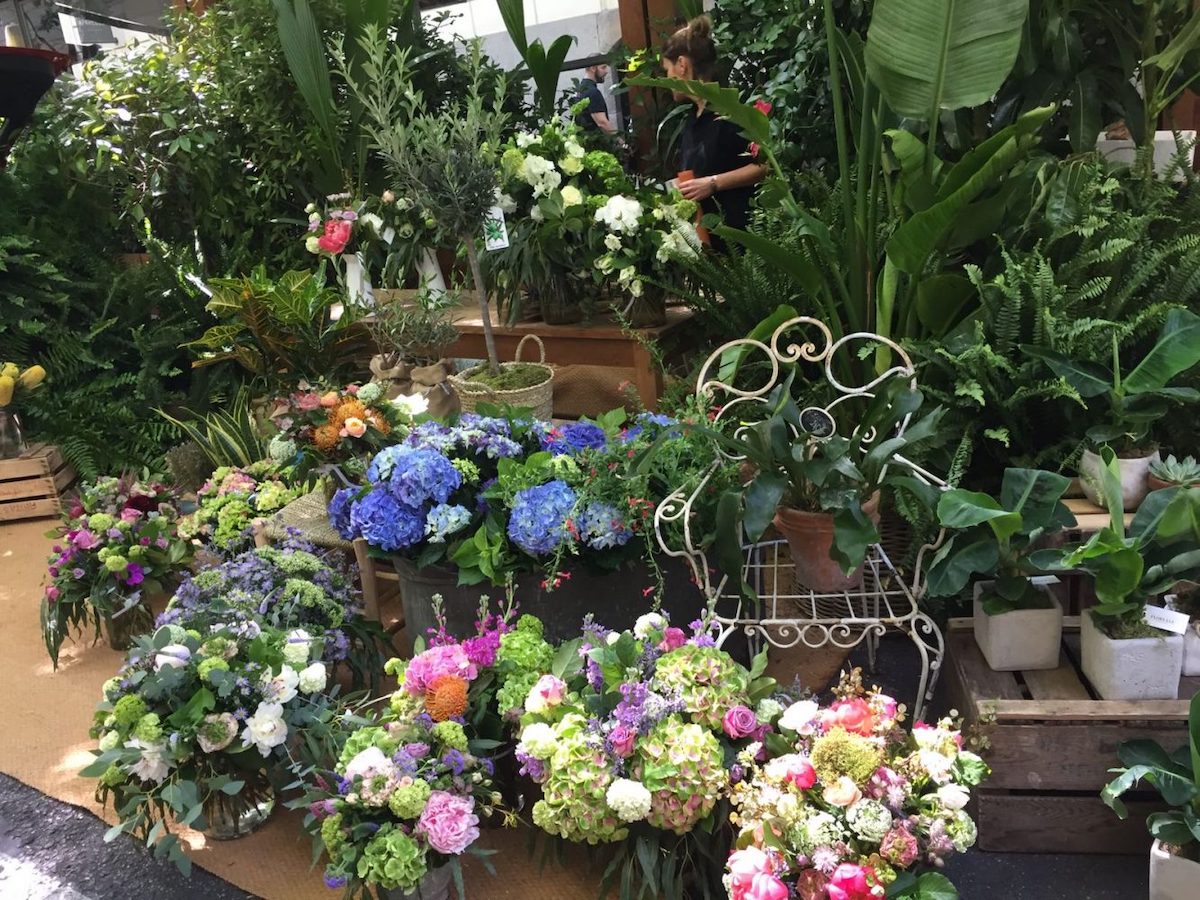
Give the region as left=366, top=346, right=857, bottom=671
left=662, top=15, right=766, bottom=236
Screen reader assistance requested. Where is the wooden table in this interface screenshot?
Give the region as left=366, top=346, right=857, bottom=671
left=446, top=307, right=693, bottom=411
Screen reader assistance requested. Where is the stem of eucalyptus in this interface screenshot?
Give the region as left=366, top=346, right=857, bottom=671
left=463, top=235, right=500, bottom=375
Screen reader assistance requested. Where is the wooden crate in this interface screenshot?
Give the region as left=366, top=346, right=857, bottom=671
left=943, top=617, right=1196, bottom=854
left=0, top=443, right=77, bottom=522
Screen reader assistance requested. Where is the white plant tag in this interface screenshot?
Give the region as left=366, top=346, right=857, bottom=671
left=483, top=207, right=509, bottom=250
left=1143, top=604, right=1191, bottom=635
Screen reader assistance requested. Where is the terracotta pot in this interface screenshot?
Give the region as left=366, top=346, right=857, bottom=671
left=773, top=492, right=881, bottom=593
left=1148, top=475, right=1174, bottom=493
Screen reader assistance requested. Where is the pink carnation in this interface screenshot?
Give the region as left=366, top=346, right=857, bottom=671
left=404, top=644, right=478, bottom=695
left=416, top=791, right=479, bottom=855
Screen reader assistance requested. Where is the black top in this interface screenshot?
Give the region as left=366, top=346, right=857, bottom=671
left=575, top=78, right=608, bottom=131
left=679, top=107, right=755, bottom=231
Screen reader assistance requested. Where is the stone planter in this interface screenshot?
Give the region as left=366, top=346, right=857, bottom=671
left=1079, top=448, right=1159, bottom=511
left=1150, top=839, right=1200, bottom=900
left=380, top=864, right=453, bottom=900
left=1184, top=621, right=1200, bottom=677
left=1079, top=613, right=1183, bottom=700
left=972, top=581, right=1063, bottom=671
left=773, top=493, right=880, bottom=593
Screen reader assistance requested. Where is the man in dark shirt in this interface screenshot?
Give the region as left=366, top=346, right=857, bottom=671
left=575, top=63, right=616, bottom=135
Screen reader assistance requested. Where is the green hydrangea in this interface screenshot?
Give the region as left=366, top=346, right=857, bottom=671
left=112, top=695, right=148, bottom=729
left=383, top=658, right=407, bottom=678
left=87, top=513, right=115, bottom=532
left=651, top=645, right=750, bottom=731
left=132, top=713, right=162, bottom=743
left=388, top=779, right=433, bottom=820
left=320, top=812, right=346, bottom=857
left=451, top=459, right=481, bottom=485
left=197, top=657, right=230, bottom=683
left=213, top=498, right=253, bottom=547
left=633, top=716, right=726, bottom=834
left=100, top=764, right=126, bottom=787
left=282, top=579, right=345, bottom=627
left=496, top=622, right=553, bottom=675
left=191, top=570, right=223, bottom=591
left=128, top=545, right=146, bottom=560
left=496, top=670, right=539, bottom=717
left=337, top=727, right=398, bottom=771
left=357, top=825, right=428, bottom=891
left=268, top=434, right=298, bottom=462
left=103, top=555, right=130, bottom=574
left=159, top=624, right=188, bottom=644
left=532, top=714, right=625, bottom=844
left=501, top=147, right=525, bottom=177
left=185, top=629, right=202, bottom=641
left=258, top=546, right=323, bottom=579
left=431, top=721, right=467, bottom=752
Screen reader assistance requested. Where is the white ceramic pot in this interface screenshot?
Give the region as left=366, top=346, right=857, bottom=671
left=1079, top=613, right=1183, bottom=700
left=973, top=581, right=1063, bottom=671
left=1149, top=839, right=1200, bottom=900
left=1078, top=448, right=1159, bottom=511
left=1183, top=622, right=1200, bottom=677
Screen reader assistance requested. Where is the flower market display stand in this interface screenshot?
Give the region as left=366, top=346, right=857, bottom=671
left=655, top=316, right=948, bottom=721
left=942, top=617, right=1196, bottom=854
left=446, top=306, right=694, bottom=412
left=0, top=443, right=77, bottom=522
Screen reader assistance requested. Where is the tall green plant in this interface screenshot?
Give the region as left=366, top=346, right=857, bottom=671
left=496, top=0, right=575, bottom=120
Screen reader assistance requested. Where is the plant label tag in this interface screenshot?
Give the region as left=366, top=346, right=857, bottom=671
left=483, top=207, right=509, bottom=251
left=1143, top=605, right=1190, bottom=635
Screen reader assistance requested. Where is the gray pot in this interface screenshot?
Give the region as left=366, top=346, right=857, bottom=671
left=379, top=864, right=453, bottom=900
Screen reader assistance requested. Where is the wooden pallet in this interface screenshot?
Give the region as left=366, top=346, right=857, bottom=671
left=942, top=616, right=1195, bottom=854
left=0, top=443, right=77, bottom=522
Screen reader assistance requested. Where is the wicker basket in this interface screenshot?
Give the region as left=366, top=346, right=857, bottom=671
left=449, top=334, right=555, bottom=420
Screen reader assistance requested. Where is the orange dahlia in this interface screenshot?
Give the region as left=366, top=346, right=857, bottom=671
left=313, top=423, right=342, bottom=453
left=425, top=674, right=469, bottom=722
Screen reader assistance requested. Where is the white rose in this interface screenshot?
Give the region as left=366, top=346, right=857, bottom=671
left=241, top=702, right=288, bottom=757
left=633, top=613, right=666, bottom=639
left=560, top=185, right=583, bottom=208
left=298, top=662, right=327, bottom=694
left=519, top=723, right=558, bottom=759
left=565, top=140, right=585, bottom=159
left=778, top=700, right=820, bottom=735
left=603, top=234, right=622, bottom=251
left=283, top=629, right=312, bottom=667
left=393, top=393, right=430, bottom=417
left=154, top=644, right=191, bottom=672
left=606, top=778, right=652, bottom=822
left=935, top=782, right=971, bottom=811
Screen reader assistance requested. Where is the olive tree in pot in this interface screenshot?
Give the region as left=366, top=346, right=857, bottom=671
left=1026, top=309, right=1200, bottom=510
left=705, top=373, right=945, bottom=593
left=1064, top=450, right=1200, bottom=700
left=926, top=468, right=1076, bottom=671
left=1102, top=691, right=1200, bottom=900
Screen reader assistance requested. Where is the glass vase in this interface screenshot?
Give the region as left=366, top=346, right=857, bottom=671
left=380, top=865, right=453, bottom=900
left=201, top=773, right=276, bottom=840
left=0, top=410, right=27, bottom=459
left=101, top=600, right=153, bottom=651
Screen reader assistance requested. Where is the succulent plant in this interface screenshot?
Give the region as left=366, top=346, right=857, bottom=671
left=1149, top=454, right=1200, bottom=486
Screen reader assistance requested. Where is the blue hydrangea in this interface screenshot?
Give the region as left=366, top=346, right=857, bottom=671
left=366, top=446, right=411, bottom=484
left=539, top=422, right=608, bottom=455
left=405, top=421, right=458, bottom=453
left=637, top=412, right=676, bottom=428
left=328, top=487, right=357, bottom=540
left=387, top=447, right=461, bottom=507
left=578, top=502, right=633, bottom=550
left=349, top=490, right=425, bottom=551
left=507, top=480, right=577, bottom=555
left=425, top=503, right=471, bottom=543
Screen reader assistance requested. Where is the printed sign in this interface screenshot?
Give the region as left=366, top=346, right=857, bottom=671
left=1143, top=604, right=1191, bottom=635
left=483, top=207, right=510, bottom=251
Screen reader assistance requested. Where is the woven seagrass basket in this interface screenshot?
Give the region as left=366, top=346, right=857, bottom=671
left=449, top=334, right=554, bottom=420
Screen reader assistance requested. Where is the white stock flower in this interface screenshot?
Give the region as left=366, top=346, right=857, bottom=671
left=606, top=778, right=652, bottom=822
left=595, top=195, right=643, bottom=233
left=154, top=644, right=191, bottom=672
left=519, top=722, right=557, bottom=759
left=298, top=662, right=328, bottom=694
left=241, top=702, right=288, bottom=757
left=126, top=738, right=171, bottom=783
left=633, top=613, right=666, bottom=639
left=282, top=629, right=312, bottom=667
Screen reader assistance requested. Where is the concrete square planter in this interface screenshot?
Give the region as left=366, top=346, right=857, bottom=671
left=1079, top=613, right=1183, bottom=700
left=973, top=581, right=1062, bottom=671
left=1150, top=839, right=1200, bottom=900
left=1183, top=621, right=1200, bottom=677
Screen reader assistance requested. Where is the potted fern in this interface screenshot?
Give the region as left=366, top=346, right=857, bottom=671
left=1101, top=691, right=1200, bottom=900
left=926, top=469, right=1076, bottom=671
left=1026, top=309, right=1200, bottom=510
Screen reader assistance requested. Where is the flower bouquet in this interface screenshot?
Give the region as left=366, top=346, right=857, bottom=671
left=41, top=474, right=192, bottom=667
left=724, top=673, right=989, bottom=900
left=298, top=621, right=512, bottom=898
left=513, top=612, right=782, bottom=899
left=157, top=539, right=386, bottom=686
left=178, top=461, right=302, bottom=553
left=83, top=620, right=338, bottom=871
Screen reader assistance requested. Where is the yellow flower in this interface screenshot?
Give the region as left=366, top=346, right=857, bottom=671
left=0, top=363, right=17, bottom=379
left=18, top=365, right=45, bottom=388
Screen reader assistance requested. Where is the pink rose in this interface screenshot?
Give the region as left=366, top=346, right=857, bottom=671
left=297, top=392, right=322, bottom=411
left=609, top=724, right=636, bottom=758
left=786, top=758, right=816, bottom=790
left=45, top=586, right=60, bottom=602
left=827, top=863, right=876, bottom=900
left=726, top=846, right=773, bottom=900
left=821, top=698, right=875, bottom=736
left=723, top=705, right=759, bottom=739
left=822, top=775, right=862, bottom=808
left=416, top=790, right=479, bottom=855
left=745, top=873, right=788, bottom=900
left=658, top=626, right=686, bottom=651
left=526, top=674, right=566, bottom=713
left=71, top=530, right=100, bottom=550
left=341, top=416, right=367, bottom=438
left=316, top=219, right=352, bottom=254
left=120, top=507, right=142, bottom=523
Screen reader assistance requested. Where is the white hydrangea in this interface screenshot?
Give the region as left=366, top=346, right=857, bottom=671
left=519, top=722, right=558, bottom=759
left=802, top=810, right=845, bottom=851
left=656, top=226, right=699, bottom=264
left=560, top=185, right=583, bottom=208
left=520, top=154, right=562, bottom=197
left=298, top=662, right=328, bottom=694
left=241, top=702, right=288, bottom=757
left=282, top=629, right=312, bottom=668
left=633, top=612, right=666, bottom=639
left=846, top=798, right=893, bottom=842
left=393, top=393, right=429, bottom=417
left=606, top=778, right=652, bottom=822
left=595, top=195, right=643, bottom=233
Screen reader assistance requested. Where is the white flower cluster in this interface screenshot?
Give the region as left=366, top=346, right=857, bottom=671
left=518, top=722, right=558, bottom=759
left=605, top=778, right=653, bottom=822
left=520, top=154, right=562, bottom=198
left=595, top=195, right=643, bottom=234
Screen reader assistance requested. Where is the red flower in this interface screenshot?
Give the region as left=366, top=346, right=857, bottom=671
left=316, top=219, right=353, bottom=254
left=753, top=99, right=773, bottom=115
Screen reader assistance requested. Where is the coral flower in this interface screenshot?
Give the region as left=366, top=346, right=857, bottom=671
left=341, top=417, right=367, bottom=438
left=316, top=219, right=352, bottom=254
left=319, top=391, right=340, bottom=408
left=425, top=674, right=469, bottom=722
left=331, top=399, right=366, bottom=429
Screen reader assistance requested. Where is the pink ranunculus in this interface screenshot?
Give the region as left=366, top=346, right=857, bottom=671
left=821, top=698, right=875, bottom=736
left=530, top=674, right=566, bottom=708
left=71, top=530, right=100, bottom=550
left=726, top=846, right=774, bottom=900
left=745, top=873, right=788, bottom=900
left=723, top=705, right=759, bottom=739
left=826, top=864, right=875, bottom=900
left=316, top=219, right=353, bottom=254
left=658, top=626, right=686, bottom=651
left=416, top=791, right=479, bottom=855
left=609, top=724, right=637, bottom=758
left=787, top=758, right=817, bottom=790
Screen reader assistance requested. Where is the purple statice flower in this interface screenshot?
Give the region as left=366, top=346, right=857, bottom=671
left=325, top=629, right=350, bottom=662
left=581, top=645, right=604, bottom=692
left=309, top=800, right=337, bottom=820
left=441, top=749, right=467, bottom=776
left=729, top=764, right=745, bottom=784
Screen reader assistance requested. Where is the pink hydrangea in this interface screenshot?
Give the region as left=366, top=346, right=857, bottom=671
left=416, top=791, right=479, bottom=855
left=404, top=644, right=478, bottom=695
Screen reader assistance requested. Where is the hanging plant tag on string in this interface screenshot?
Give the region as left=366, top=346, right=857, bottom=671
left=483, top=207, right=510, bottom=251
